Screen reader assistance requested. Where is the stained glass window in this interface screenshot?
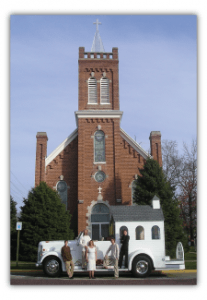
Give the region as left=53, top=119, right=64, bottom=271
left=57, top=181, right=67, bottom=209
left=91, top=204, right=110, bottom=222
left=95, top=171, right=106, bottom=182
left=94, top=130, right=105, bottom=162
left=131, top=180, right=137, bottom=205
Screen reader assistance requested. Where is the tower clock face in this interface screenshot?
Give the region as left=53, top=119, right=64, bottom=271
left=95, top=171, right=106, bottom=183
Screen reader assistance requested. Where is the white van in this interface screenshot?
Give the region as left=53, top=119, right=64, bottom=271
left=36, top=197, right=185, bottom=277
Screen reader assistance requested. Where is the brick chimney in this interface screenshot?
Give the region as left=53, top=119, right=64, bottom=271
left=149, top=131, right=162, bottom=167
left=35, top=132, right=48, bottom=186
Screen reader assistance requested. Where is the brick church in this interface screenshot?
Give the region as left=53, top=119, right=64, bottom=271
left=35, top=20, right=162, bottom=238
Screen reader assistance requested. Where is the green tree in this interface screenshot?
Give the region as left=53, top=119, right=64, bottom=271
left=133, top=158, right=187, bottom=257
left=10, top=195, right=17, bottom=260
left=162, top=139, right=197, bottom=245
left=19, top=182, right=74, bottom=262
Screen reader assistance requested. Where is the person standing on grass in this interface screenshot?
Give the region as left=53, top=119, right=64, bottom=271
left=61, top=240, right=74, bottom=279
left=103, top=237, right=119, bottom=278
left=118, top=229, right=130, bottom=269
left=86, top=240, right=97, bottom=279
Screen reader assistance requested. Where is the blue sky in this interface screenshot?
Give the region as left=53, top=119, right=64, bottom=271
left=10, top=15, right=197, bottom=211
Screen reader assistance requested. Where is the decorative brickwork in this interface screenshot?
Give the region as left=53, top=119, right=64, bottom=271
left=78, top=47, right=119, bottom=111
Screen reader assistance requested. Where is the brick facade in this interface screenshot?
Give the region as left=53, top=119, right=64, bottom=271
left=35, top=46, right=162, bottom=237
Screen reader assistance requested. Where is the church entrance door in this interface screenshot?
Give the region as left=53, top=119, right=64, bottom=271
left=92, top=223, right=109, bottom=240
left=91, top=203, right=110, bottom=240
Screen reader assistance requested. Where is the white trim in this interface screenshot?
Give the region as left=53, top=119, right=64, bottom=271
left=75, top=110, right=123, bottom=126
left=45, top=128, right=78, bottom=166
left=120, top=128, right=152, bottom=160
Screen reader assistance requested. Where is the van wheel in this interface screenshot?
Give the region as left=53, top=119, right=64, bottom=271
left=43, top=256, right=61, bottom=277
left=132, top=255, right=152, bottom=278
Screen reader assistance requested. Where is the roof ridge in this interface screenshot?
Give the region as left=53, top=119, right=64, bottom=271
left=45, top=128, right=78, bottom=166
left=120, top=128, right=151, bottom=160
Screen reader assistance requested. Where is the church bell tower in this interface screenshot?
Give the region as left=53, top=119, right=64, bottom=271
left=76, top=19, right=123, bottom=233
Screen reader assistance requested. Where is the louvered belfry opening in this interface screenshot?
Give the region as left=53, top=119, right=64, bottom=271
left=100, top=77, right=109, bottom=104
left=88, top=76, right=97, bottom=104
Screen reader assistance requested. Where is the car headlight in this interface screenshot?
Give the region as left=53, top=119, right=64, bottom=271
left=41, top=248, right=48, bottom=256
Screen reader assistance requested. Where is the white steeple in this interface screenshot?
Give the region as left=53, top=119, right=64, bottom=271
left=91, top=19, right=105, bottom=52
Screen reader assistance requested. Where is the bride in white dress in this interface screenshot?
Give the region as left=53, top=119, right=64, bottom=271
left=86, top=240, right=97, bottom=279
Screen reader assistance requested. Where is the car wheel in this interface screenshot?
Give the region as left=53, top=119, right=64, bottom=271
left=132, top=255, right=152, bottom=278
left=43, top=256, right=61, bottom=277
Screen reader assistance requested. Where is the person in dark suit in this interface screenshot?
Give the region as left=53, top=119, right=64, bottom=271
left=118, top=229, right=130, bottom=268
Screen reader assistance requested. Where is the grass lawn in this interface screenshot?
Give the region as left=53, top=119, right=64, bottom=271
left=185, top=252, right=197, bottom=261
left=10, top=261, right=37, bottom=270
left=184, top=246, right=197, bottom=270
left=185, top=261, right=197, bottom=270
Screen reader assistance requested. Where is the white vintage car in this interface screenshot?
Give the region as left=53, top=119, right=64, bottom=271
left=36, top=198, right=185, bottom=277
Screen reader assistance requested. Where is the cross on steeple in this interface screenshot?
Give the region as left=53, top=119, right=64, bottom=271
left=91, top=19, right=105, bottom=52
left=93, top=19, right=101, bottom=32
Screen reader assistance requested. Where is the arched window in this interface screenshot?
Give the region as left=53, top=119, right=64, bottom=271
left=119, top=226, right=128, bottom=238
left=57, top=181, right=67, bottom=209
left=151, top=225, right=160, bottom=240
left=88, top=75, right=97, bottom=104
left=131, top=180, right=137, bottom=205
left=100, top=76, right=109, bottom=104
left=135, top=226, right=144, bottom=240
left=91, top=204, right=110, bottom=240
left=94, top=130, right=105, bottom=162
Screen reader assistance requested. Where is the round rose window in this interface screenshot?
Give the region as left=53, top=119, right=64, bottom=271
left=94, top=171, right=106, bottom=183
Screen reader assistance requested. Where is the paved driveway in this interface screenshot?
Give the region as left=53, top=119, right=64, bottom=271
left=10, top=270, right=197, bottom=285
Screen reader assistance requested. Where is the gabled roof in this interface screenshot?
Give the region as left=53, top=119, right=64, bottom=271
left=110, top=205, right=164, bottom=222
left=45, top=128, right=78, bottom=166
left=120, top=128, right=152, bottom=160
left=45, top=126, right=151, bottom=167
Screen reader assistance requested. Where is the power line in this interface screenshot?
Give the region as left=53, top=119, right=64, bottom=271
left=10, top=187, right=24, bottom=200
left=10, top=181, right=26, bottom=198
left=10, top=171, right=29, bottom=192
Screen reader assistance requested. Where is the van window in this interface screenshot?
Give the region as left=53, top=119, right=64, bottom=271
left=152, top=225, right=160, bottom=239
left=135, top=226, right=144, bottom=240
left=119, top=226, right=128, bottom=238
